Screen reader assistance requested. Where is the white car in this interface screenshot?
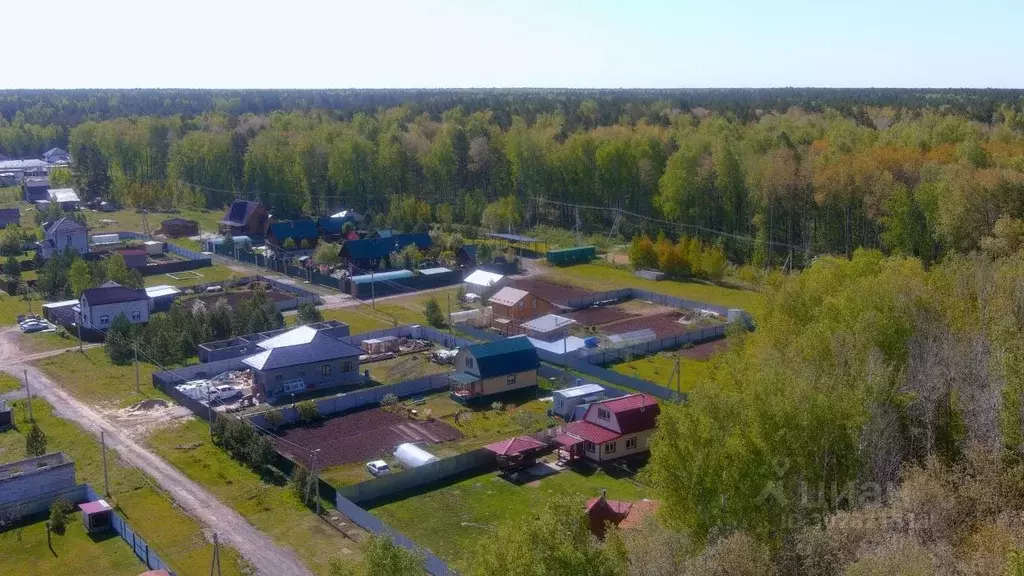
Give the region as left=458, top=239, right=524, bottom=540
left=366, top=460, right=391, bottom=477
left=211, top=385, right=242, bottom=402
left=463, top=293, right=481, bottom=303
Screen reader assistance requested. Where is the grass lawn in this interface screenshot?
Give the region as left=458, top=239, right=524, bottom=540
left=546, top=263, right=763, bottom=311
left=143, top=264, right=241, bottom=288
left=147, top=418, right=362, bottom=575
left=84, top=208, right=225, bottom=238
left=0, top=372, right=21, bottom=394
left=0, top=291, right=46, bottom=325
left=371, top=465, right=648, bottom=572
left=16, top=330, right=80, bottom=355
left=0, top=399, right=247, bottom=575
left=611, top=352, right=713, bottom=393
left=363, top=352, right=452, bottom=385
left=34, top=348, right=171, bottom=409
left=0, top=514, right=146, bottom=576
left=319, top=307, right=394, bottom=335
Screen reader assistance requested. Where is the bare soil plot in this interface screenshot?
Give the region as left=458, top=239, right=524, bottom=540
left=270, top=407, right=463, bottom=469
left=564, top=306, right=638, bottom=327
left=508, top=277, right=595, bottom=306
left=679, top=337, right=728, bottom=360
left=601, top=311, right=694, bottom=339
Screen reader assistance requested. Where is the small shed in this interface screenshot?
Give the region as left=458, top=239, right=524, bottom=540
left=159, top=217, right=199, bottom=238
left=552, top=383, right=605, bottom=420
left=463, top=269, right=506, bottom=294
left=361, top=336, right=399, bottom=355
left=143, top=240, right=164, bottom=256
left=80, top=499, right=113, bottom=533
left=116, top=248, right=148, bottom=268
left=146, top=284, right=182, bottom=312
left=521, top=314, right=576, bottom=342
left=394, top=443, right=439, bottom=468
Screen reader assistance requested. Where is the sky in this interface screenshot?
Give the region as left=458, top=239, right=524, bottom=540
left=4, top=0, right=1022, bottom=89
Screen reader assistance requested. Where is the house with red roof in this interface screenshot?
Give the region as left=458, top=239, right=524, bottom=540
left=585, top=490, right=660, bottom=538
left=556, top=393, right=660, bottom=462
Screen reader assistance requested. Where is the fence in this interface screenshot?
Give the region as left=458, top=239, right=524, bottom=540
left=559, top=287, right=732, bottom=317
left=338, top=448, right=494, bottom=504
left=151, top=357, right=250, bottom=422
left=83, top=485, right=178, bottom=575
left=213, top=245, right=344, bottom=292
left=573, top=324, right=727, bottom=365
left=348, top=269, right=463, bottom=299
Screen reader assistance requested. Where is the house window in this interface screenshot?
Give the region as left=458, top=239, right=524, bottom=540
left=518, top=301, right=524, bottom=310
left=321, top=364, right=332, bottom=376
left=506, top=373, right=517, bottom=386
left=585, top=441, right=596, bottom=453
left=605, top=442, right=617, bottom=454
left=275, top=375, right=283, bottom=382
left=597, top=408, right=610, bottom=421
left=532, top=298, right=537, bottom=310
left=131, top=309, right=141, bottom=321
left=65, top=234, right=71, bottom=246
left=466, top=357, right=473, bottom=369
left=625, top=437, right=637, bottom=450
left=99, top=314, right=109, bottom=325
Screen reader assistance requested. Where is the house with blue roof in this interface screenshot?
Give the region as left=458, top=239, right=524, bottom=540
left=266, top=219, right=319, bottom=250
left=339, top=232, right=432, bottom=271
left=241, top=325, right=363, bottom=399
left=450, top=336, right=540, bottom=401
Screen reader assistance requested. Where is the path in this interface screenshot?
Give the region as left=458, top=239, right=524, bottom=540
left=0, top=330, right=314, bottom=576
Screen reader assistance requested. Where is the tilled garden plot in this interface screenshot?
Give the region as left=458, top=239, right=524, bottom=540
left=270, top=407, right=463, bottom=469
left=601, top=312, right=694, bottom=339
left=508, top=278, right=595, bottom=307
left=679, top=337, right=728, bottom=360
left=564, top=306, right=638, bottom=327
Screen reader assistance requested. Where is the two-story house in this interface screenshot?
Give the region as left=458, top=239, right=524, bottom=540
left=449, top=336, right=539, bottom=401
left=557, top=393, right=660, bottom=463
left=79, top=282, right=150, bottom=330
left=38, top=217, right=88, bottom=259
left=488, top=287, right=553, bottom=334
left=219, top=200, right=269, bottom=237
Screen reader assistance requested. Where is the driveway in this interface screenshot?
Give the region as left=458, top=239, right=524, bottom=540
left=0, top=330, right=314, bottom=576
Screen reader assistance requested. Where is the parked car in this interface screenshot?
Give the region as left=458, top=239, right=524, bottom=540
left=211, top=385, right=242, bottom=402
left=20, top=321, right=46, bottom=333
left=366, top=460, right=391, bottom=477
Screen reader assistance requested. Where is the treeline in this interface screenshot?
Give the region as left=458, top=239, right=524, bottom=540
left=59, top=102, right=1024, bottom=266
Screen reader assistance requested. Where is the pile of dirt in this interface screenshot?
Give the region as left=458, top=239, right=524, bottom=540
left=128, top=399, right=169, bottom=411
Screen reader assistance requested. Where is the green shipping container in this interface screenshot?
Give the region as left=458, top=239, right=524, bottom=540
left=546, top=245, right=596, bottom=266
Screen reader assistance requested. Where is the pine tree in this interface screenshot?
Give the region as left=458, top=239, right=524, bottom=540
left=25, top=423, right=47, bottom=457
left=104, top=313, right=136, bottom=365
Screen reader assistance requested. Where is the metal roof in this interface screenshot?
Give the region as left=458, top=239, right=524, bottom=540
left=340, top=233, right=432, bottom=261
left=527, top=336, right=587, bottom=354
left=220, top=200, right=263, bottom=226
left=44, top=216, right=86, bottom=235
left=81, top=285, right=148, bottom=306
left=268, top=220, right=318, bottom=242
left=488, top=287, right=529, bottom=307
left=257, top=326, right=319, bottom=349
left=145, top=285, right=181, bottom=298
left=242, top=330, right=361, bottom=371
left=464, top=336, right=539, bottom=378
left=486, top=232, right=539, bottom=243
left=350, top=269, right=414, bottom=285
left=0, top=159, right=49, bottom=170
left=418, top=267, right=452, bottom=276
left=464, top=269, right=503, bottom=287
left=484, top=436, right=547, bottom=456
left=91, top=233, right=120, bottom=246
left=521, top=314, right=576, bottom=333
left=608, top=328, right=657, bottom=344
left=554, top=383, right=605, bottom=399
left=47, top=188, right=80, bottom=203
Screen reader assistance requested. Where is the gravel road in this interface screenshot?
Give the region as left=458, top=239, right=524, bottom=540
left=0, top=329, right=314, bottom=576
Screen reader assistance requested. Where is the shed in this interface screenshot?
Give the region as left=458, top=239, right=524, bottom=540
left=115, top=248, right=148, bottom=268
left=159, top=217, right=199, bottom=238
left=80, top=499, right=113, bottom=533
left=91, top=233, right=120, bottom=246
left=361, top=336, right=400, bottom=355
left=553, top=383, right=606, bottom=419
left=485, top=435, right=548, bottom=471
left=394, top=443, right=439, bottom=468
left=418, top=266, right=451, bottom=275
left=521, top=314, right=576, bottom=341
left=145, top=284, right=182, bottom=312
left=546, top=246, right=596, bottom=266
left=463, top=269, right=506, bottom=293
left=143, top=240, right=164, bottom=255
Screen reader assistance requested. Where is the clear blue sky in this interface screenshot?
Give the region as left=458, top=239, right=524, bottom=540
left=5, top=0, right=1021, bottom=89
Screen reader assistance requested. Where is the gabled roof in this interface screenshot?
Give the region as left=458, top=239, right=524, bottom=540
left=459, top=244, right=477, bottom=261
left=521, top=314, right=575, bottom=334
left=47, top=188, right=80, bottom=203
left=268, top=220, right=318, bottom=242
left=257, top=325, right=319, bottom=350
left=81, top=285, right=148, bottom=306
left=465, top=336, right=539, bottom=378
left=589, top=393, right=660, bottom=435
left=317, top=216, right=347, bottom=234
left=464, top=269, right=503, bottom=288
left=220, top=201, right=264, bottom=226
left=340, top=233, right=432, bottom=262
left=488, top=287, right=529, bottom=307
left=328, top=209, right=364, bottom=221
left=44, top=147, right=68, bottom=157
left=564, top=420, right=621, bottom=444
left=242, top=330, right=361, bottom=371
left=375, top=229, right=395, bottom=238
left=484, top=435, right=547, bottom=457
left=44, top=216, right=87, bottom=235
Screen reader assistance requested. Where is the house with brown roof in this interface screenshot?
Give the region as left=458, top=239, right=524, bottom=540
left=219, top=201, right=269, bottom=236
left=585, top=491, right=660, bottom=538
left=488, top=286, right=552, bottom=334
left=556, top=393, right=660, bottom=463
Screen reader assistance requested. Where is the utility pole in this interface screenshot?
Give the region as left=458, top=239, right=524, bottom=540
left=207, top=387, right=214, bottom=439
left=134, top=344, right=140, bottom=393
left=101, top=430, right=110, bottom=496
left=209, top=532, right=222, bottom=576
left=76, top=309, right=82, bottom=352
left=370, top=269, right=375, bottom=310
left=23, top=369, right=32, bottom=422
left=313, top=448, right=321, bottom=516
left=447, top=293, right=452, bottom=334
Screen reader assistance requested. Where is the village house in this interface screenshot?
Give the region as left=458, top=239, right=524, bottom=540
left=241, top=325, right=363, bottom=399
left=22, top=176, right=50, bottom=203
left=266, top=220, right=319, bottom=250
left=78, top=282, right=150, bottom=329
left=46, top=188, right=81, bottom=211
left=449, top=336, right=539, bottom=401
left=38, top=217, right=88, bottom=259
left=462, top=269, right=506, bottom=296
left=488, top=287, right=553, bottom=334
left=42, top=147, right=70, bottom=164
left=557, top=393, right=660, bottom=463
left=218, top=200, right=269, bottom=237
left=339, top=232, right=432, bottom=271
left=159, top=217, right=199, bottom=238
left=521, top=313, right=576, bottom=341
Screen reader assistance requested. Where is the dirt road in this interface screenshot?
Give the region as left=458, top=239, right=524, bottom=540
left=0, top=330, right=314, bottom=576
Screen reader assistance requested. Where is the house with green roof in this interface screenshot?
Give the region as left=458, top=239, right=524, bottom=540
left=450, top=336, right=540, bottom=401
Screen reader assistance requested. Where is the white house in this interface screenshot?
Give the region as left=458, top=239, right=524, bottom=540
left=463, top=269, right=507, bottom=295
left=38, top=217, right=88, bottom=259
left=558, top=393, right=660, bottom=463
left=79, top=282, right=150, bottom=330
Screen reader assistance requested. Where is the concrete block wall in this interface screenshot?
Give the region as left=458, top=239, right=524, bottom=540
left=0, top=452, right=77, bottom=507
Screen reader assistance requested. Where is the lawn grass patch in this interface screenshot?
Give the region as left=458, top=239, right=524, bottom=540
left=0, top=398, right=247, bottom=576
left=34, top=348, right=171, bottom=409
left=0, top=372, right=20, bottom=394
left=144, top=264, right=241, bottom=288
left=320, top=307, right=394, bottom=335
left=0, top=291, right=46, bottom=325
left=363, top=352, right=452, bottom=384
left=611, top=352, right=713, bottom=393
left=371, top=466, right=648, bottom=572
left=147, top=418, right=362, bottom=575
left=547, top=263, right=763, bottom=311
left=0, top=514, right=146, bottom=576
left=85, top=208, right=225, bottom=238
left=16, top=330, right=79, bottom=355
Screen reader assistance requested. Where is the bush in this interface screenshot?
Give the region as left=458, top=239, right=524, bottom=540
left=424, top=297, right=445, bottom=328
left=296, top=400, right=320, bottom=423
left=380, top=393, right=399, bottom=410
left=296, top=302, right=324, bottom=325
left=291, top=464, right=315, bottom=508
left=491, top=401, right=505, bottom=412
left=48, top=498, right=72, bottom=535
left=264, top=410, right=283, bottom=431
left=283, top=237, right=297, bottom=250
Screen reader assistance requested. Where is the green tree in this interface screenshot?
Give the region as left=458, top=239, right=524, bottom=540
left=701, top=244, right=728, bottom=281
left=104, top=313, right=136, bottom=365
left=283, top=237, right=297, bottom=251
left=313, top=242, right=341, bottom=266
left=628, top=235, right=657, bottom=270
left=25, top=423, right=47, bottom=457
left=48, top=498, right=73, bottom=535
left=296, top=302, right=324, bottom=325
left=359, top=535, right=424, bottom=576
left=0, top=225, right=24, bottom=256
left=296, top=400, right=320, bottom=422
left=481, top=196, right=523, bottom=232
left=424, top=297, right=445, bottom=328
left=69, top=259, right=93, bottom=296
left=291, top=464, right=315, bottom=508
left=3, top=255, right=21, bottom=278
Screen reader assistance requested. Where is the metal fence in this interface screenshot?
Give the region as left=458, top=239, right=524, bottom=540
left=214, top=245, right=344, bottom=292
left=573, top=324, right=727, bottom=364
left=560, top=287, right=732, bottom=316
left=338, top=448, right=494, bottom=504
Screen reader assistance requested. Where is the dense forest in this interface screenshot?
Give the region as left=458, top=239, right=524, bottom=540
left=3, top=89, right=1024, bottom=266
